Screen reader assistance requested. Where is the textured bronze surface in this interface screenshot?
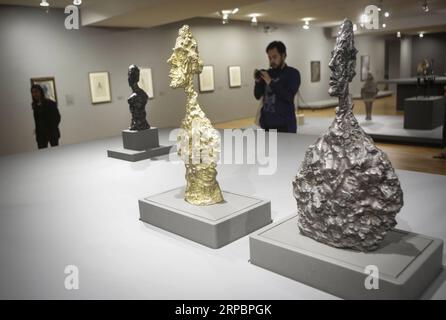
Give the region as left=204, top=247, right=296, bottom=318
left=167, top=25, right=223, bottom=206
left=293, top=20, right=404, bottom=251
left=128, top=65, right=150, bottom=131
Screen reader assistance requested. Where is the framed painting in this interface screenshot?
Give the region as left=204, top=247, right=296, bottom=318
left=199, top=65, right=215, bottom=92
left=31, top=77, right=57, bottom=102
left=310, top=61, right=321, bottom=83
left=228, top=66, right=242, bottom=88
left=360, top=55, right=370, bottom=81
left=88, top=71, right=111, bottom=104
left=138, top=67, right=154, bottom=99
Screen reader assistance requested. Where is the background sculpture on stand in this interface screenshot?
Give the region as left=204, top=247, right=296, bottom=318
left=293, top=19, right=404, bottom=252
left=128, top=65, right=150, bottom=131
left=360, top=72, right=378, bottom=121
left=167, top=25, right=224, bottom=206
left=416, top=58, right=436, bottom=98
left=107, top=64, right=172, bottom=162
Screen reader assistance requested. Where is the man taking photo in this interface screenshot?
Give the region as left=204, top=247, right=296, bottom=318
left=254, top=41, right=301, bottom=133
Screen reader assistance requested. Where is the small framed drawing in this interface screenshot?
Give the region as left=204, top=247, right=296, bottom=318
left=199, top=65, right=215, bottom=92
left=228, top=66, right=242, bottom=88
left=88, top=71, right=111, bottom=104
left=138, top=68, right=154, bottom=99
left=360, top=55, right=370, bottom=81
left=310, top=61, right=321, bottom=83
left=31, top=77, right=57, bottom=102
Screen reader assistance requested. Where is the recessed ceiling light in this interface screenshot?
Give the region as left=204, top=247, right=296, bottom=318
left=382, top=23, right=386, bottom=28
left=302, top=19, right=311, bottom=30
left=251, top=16, right=258, bottom=27
left=40, top=0, right=49, bottom=6
left=219, top=8, right=239, bottom=24
left=419, top=32, right=424, bottom=38
left=73, top=0, right=82, bottom=5
left=422, top=0, right=429, bottom=12
left=384, top=11, right=390, bottom=18
left=397, top=31, right=401, bottom=38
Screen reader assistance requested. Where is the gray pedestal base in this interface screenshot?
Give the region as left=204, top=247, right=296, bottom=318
left=139, top=187, right=272, bottom=249
left=250, top=215, right=443, bottom=300
left=108, top=127, right=174, bottom=162
left=404, top=96, right=445, bottom=130
left=107, top=145, right=173, bottom=162
left=123, top=128, right=159, bottom=150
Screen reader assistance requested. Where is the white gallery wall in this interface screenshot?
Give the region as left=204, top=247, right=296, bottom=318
left=0, top=5, right=385, bottom=156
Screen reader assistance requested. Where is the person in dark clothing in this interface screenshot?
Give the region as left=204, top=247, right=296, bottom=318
left=31, top=84, right=61, bottom=149
left=254, top=41, right=301, bottom=133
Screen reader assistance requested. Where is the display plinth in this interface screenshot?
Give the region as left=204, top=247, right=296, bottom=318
left=404, top=96, right=445, bottom=130
left=108, top=127, right=173, bottom=162
left=123, top=128, right=159, bottom=150
left=249, top=215, right=443, bottom=300
left=107, top=145, right=173, bottom=162
left=139, top=187, right=272, bottom=249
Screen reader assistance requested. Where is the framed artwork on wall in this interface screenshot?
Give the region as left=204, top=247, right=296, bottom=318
left=199, top=65, right=215, bottom=92
left=31, top=77, right=57, bottom=102
left=88, top=71, right=111, bottom=104
left=138, top=68, right=154, bottom=99
left=360, top=55, right=370, bottom=81
left=310, top=61, right=321, bottom=82
left=228, top=66, right=242, bottom=88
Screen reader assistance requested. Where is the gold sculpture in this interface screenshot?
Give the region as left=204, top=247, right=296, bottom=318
left=167, top=25, right=224, bottom=205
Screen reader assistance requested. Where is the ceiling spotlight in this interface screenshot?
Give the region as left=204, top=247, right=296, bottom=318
left=419, top=32, right=424, bottom=38
left=422, top=0, right=429, bottom=12
left=219, top=8, right=239, bottom=24
left=301, top=17, right=314, bottom=30
left=40, top=0, right=49, bottom=6
left=222, top=14, right=229, bottom=24
left=397, top=31, right=401, bottom=38
left=73, top=0, right=82, bottom=5
left=384, top=11, right=390, bottom=18
left=250, top=15, right=258, bottom=27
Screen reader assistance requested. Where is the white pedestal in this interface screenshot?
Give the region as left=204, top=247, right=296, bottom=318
left=250, top=215, right=443, bottom=300
left=139, top=187, right=272, bottom=249
left=108, top=127, right=173, bottom=162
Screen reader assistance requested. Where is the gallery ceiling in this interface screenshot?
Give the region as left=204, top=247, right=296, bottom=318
left=1, top=0, right=446, bottom=35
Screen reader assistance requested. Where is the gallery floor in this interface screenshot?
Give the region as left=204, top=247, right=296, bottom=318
left=216, top=95, right=446, bottom=176
left=0, top=128, right=445, bottom=299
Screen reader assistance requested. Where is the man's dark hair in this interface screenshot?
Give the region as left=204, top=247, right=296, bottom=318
left=31, top=84, right=45, bottom=98
left=266, top=41, right=286, bottom=55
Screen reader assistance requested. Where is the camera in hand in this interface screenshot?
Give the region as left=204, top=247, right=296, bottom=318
left=255, top=69, right=267, bottom=80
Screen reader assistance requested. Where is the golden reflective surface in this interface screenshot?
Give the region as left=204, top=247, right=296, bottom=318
left=167, top=25, right=224, bottom=206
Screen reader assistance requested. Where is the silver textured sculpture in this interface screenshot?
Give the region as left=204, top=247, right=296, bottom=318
left=293, top=19, right=404, bottom=252
left=128, top=65, right=150, bottom=131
